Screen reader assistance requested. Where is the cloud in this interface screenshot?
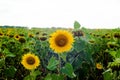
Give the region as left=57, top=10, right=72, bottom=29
left=0, top=0, right=120, bottom=28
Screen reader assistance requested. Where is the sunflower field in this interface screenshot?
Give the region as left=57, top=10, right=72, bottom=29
left=0, top=21, right=120, bottom=80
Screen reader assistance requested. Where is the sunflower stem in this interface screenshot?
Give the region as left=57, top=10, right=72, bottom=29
left=30, top=69, right=35, bottom=80
left=58, top=55, right=61, bottom=74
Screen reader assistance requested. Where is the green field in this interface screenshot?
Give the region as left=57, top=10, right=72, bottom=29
left=0, top=24, right=120, bottom=80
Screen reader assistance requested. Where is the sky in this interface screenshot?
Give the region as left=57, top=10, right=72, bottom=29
left=0, top=0, right=120, bottom=29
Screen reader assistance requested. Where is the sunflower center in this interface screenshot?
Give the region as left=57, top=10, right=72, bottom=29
left=0, top=33, right=3, bottom=36
left=16, top=35, right=19, bottom=38
left=27, top=57, right=35, bottom=65
left=55, top=35, right=68, bottom=47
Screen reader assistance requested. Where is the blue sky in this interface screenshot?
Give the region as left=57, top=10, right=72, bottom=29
left=0, top=0, right=120, bottom=29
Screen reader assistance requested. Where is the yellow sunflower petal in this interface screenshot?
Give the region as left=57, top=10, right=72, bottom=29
left=21, top=53, right=40, bottom=70
left=96, top=63, right=103, bottom=69
left=49, top=30, right=74, bottom=53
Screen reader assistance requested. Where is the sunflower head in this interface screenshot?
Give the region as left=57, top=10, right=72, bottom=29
left=72, top=30, right=84, bottom=37
left=28, top=33, right=34, bottom=38
left=88, top=39, right=95, bottom=44
left=96, top=63, right=103, bottom=69
left=0, top=52, right=4, bottom=58
left=21, top=53, right=40, bottom=70
left=9, top=34, right=14, bottom=38
left=18, top=37, right=26, bottom=43
left=0, top=32, right=4, bottom=37
left=49, top=30, right=74, bottom=53
left=114, top=32, right=120, bottom=38
left=39, top=36, right=47, bottom=41
left=107, top=42, right=119, bottom=49
left=36, top=32, right=40, bottom=35
left=14, top=34, right=20, bottom=40
left=42, top=32, right=47, bottom=36
left=19, top=33, right=25, bottom=37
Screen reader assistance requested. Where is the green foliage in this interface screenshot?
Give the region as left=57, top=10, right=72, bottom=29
left=102, top=69, right=113, bottom=80
left=4, top=66, right=17, bottom=78
left=44, top=74, right=52, bottom=80
left=73, top=37, right=87, bottom=52
left=24, top=75, right=33, bottom=80
left=3, top=48, right=16, bottom=57
left=47, top=57, right=59, bottom=70
left=74, top=21, right=81, bottom=30
left=59, top=53, right=67, bottom=62
left=108, top=58, right=120, bottom=69
left=0, top=58, right=5, bottom=68
left=115, top=49, right=120, bottom=58
left=61, top=63, right=76, bottom=78
left=109, top=51, right=117, bottom=58
left=44, top=73, right=64, bottom=80
left=0, top=26, right=120, bottom=80
left=24, top=70, right=41, bottom=80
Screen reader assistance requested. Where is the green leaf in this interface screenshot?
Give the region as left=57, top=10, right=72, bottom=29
left=59, top=53, right=67, bottom=62
left=44, top=73, right=52, bottom=80
left=44, top=73, right=64, bottom=80
left=4, top=66, right=17, bottom=78
left=61, top=63, right=76, bottom=78
left=51, top=74, right=64, bottom=80
left=116, top=49, right=120, bottom=58
left=102, top=69, right=113, bottom=80
left=24, top=70, right=41, bottom=80
left=74, top=37, right=86, bottom=52
left=0, top=58, right=5, bottom=68
left=41, top=41, right=49, bottom=48
left=32, top=70, right=41, bottom=78
left=109, top=51, right=116, bottom=58
left=47, top=57, right=59, bottom=70
left=6, top=53, right=16, bottom=57
left=3, top=48, right=16, bottom=57
left=72, top=55, right=83, bottom=70
left=23, top=75, right=33, bottom=80
left=40, top=48, right=48, bottom=58
left=74, top=21, right=81, bottom=29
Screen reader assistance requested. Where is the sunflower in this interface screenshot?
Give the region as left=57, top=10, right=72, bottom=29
left=88, top=39, right=95, bottom=44
left=8, top=33, right=14, bottom=38
left=0, top=32, right=4, bottom=37
left=19, top=33, right=25, bottom=37
left=14, top=34, right=20, bottom=40
left=114, top=32, right=120, bottom=38
left=96, top=63, right=103, bottom=69
left=72, top=30, right=84, bottom=37
left=21, top=53, right=40, bottom=70
left=28, top=33, right=34, bottom=38
left=18, top=37, right=26, bottom=43
left=39, top=36, right=47, bottom=41
left=49, top=30, right=74, bottom=53
left=107, top=42, right=118, bottom=48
